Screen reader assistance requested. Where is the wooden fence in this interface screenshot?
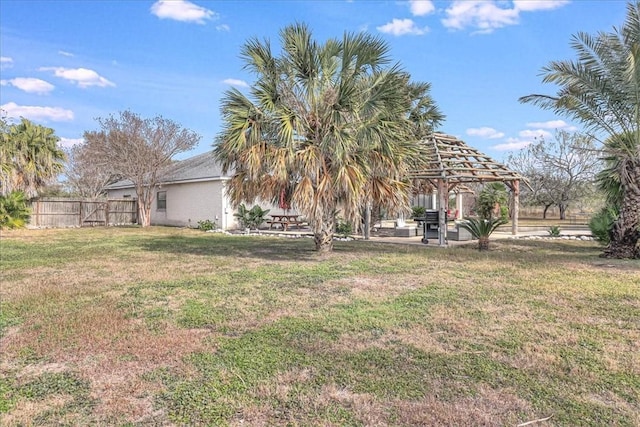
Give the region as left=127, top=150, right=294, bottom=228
left=29, top=198, right=137, bottom=228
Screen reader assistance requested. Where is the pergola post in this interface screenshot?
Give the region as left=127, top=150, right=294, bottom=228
left=438, top=179, right=447, bottom=246
left=512, top=180, right=520, bottom=235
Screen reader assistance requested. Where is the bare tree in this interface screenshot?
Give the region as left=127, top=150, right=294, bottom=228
left=83, top=110, right=200, bottom=226
left=507, top=130, right=600, bottom=220
left=64, top=142, right=118, bottom=199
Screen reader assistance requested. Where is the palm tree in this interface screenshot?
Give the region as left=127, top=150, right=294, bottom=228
left=519, top=1, right=640, bottom=259
left=1, top=118, right=66, bottom=198
left=0, top=116, right=13, bottom=195
left=476, top=182, right=509, bottom=221
left=596, top=133, right=640, bottom=257
left=406, top=81, right=445, bottom=140
left=0, top=190, right=31, bottom=229
left=215, top=23, right=442, bottom=252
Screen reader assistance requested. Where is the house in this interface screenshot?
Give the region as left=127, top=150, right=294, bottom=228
left=105, top=151, right=238, bottom=229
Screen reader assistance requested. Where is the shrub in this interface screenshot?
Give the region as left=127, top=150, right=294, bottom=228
left=411, top=206, right=426, bottom=219
left=0, top=191, right=31, bottom=230
left=336, top=220, right=353, bottom=237
left=589, top=207, right=618, bottom=245
left=499, top=205, right=509, bottom=222
left=197, top=219, right=216, bottom=231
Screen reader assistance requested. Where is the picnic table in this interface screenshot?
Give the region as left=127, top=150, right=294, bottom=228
left=267, top=214, right=305, bottom=231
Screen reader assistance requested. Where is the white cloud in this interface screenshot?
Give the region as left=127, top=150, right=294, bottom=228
left=491, top=117, right=576, bottom=151
left=442, top=1, right=518, bottom=33
left=59, top=137, right=84, bottom=148
left=466, top=126, right=504, bottom=139
left=223, top=78, right=248, bottom=88
left=1, top=56, right=13, bottom=69
left=2, top=77, right=55, bottom=95
left=40, top=67, right=115, bottom=88
left=519, top=129, right=553, bottom=140
left=525, top=119, right=577, bottom=131
left=1, top=102, right=74, bottom=122
left=442, top=0, right=568, bottom=34
left=377, top=19, right=429, bottom=36
left=492, top=121, right=574, bottom=151
left=409, top=0, right=435, bottom=16
left=492, top=138, right=532, bottom=151
left=216, top=24, right=230, bottom=32
left=58, top=50, right=74, bottom=57
left=513, top=0, right=569, bottom=12
left=150, top=0, right=217, bottom=24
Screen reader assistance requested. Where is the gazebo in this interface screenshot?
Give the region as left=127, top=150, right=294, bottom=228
left=407, top=133, right=528, bottom=246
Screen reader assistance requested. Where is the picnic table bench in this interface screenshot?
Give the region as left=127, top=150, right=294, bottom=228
left=266, top=214, right=306, bottom=231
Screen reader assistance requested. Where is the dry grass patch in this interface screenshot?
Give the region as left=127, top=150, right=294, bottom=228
left=1, top=395, right=76, bottom=426
left=1, top=227, right=638, bottom=425
left=393, top=385, right=531, bottom=427
left=1, top=289, right=211, bottom=423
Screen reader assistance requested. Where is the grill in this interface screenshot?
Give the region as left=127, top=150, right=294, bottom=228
left=415, top=210, right=440, bottom=244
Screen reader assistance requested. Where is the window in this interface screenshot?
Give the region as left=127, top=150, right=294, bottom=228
left=157, top=191, right=166, bottom=210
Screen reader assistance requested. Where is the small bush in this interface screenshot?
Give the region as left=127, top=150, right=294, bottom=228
left=548, top=225, right=561, bottom=237
left=336, top=220, right=353, bottom=237
left=589, top=207, right=618, bottom=245
left=197, top=219, right=216, bottom=231
left=411, top=206, right=426, bottom=219
left=499, top=205, right=509, bottom=222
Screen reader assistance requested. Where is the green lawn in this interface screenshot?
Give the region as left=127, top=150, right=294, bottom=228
left=0, top=227, right=638, bottom=426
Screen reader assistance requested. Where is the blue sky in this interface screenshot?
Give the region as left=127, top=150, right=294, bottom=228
left=0, top=0, right=628, bottom=160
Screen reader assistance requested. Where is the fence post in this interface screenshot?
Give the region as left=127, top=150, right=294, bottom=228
left=106, top=200, right=110, bottom=226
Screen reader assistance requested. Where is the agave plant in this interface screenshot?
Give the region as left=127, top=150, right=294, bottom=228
left=234, top=204, right=270, bottom=230
left=458, top=217, right=507, bottom=251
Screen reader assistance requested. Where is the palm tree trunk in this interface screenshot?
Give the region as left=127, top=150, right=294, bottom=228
left=603, top=161, right=640, bottom=259
left=478, top=237, right=490, bottom=251
left=363, top=200, right=371, bottom=240
left=313, top=213, right=334, bottom=253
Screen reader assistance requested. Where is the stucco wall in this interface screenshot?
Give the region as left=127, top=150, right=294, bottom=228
left=107, top=180, right=237, bottom=229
